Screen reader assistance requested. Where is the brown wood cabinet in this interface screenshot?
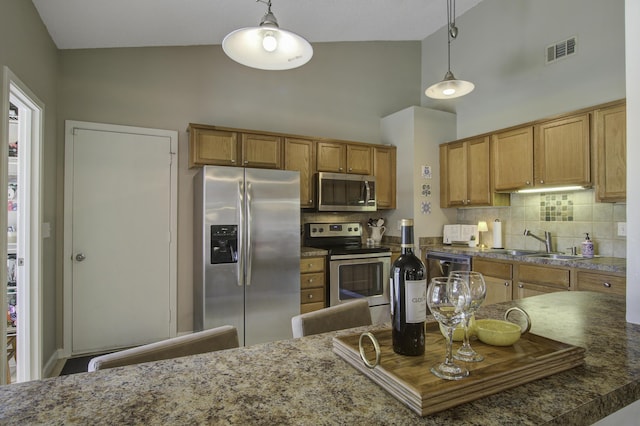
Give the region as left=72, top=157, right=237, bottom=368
left=594, top=102, right=626, bottom=202
left=300, top=257, right=326, bottom=314
left=473, top=258, right=513, bottom=305
left=534, top=113, right=591, bottom=188
left=576, top=270, right=626, bottom=296
left=189, top=124, right=282, bottom=169
left=190, top=124, right=397, bottom=209
left=441, top=136, right=509, bottom=207
left=515, top=264, right=570, bottom=299
left=374, top=145, right=397, bottom=209
left=491, top=126, right=535, bottom=192
left=490, top=112, right=593, bottom=192
left=189, top=126, right=239, bottom=168
left=285, top=137, right=315, bottom=208
left=317, top=141, right=373, bottom=175
left=241, top=133, right=283, bottom=169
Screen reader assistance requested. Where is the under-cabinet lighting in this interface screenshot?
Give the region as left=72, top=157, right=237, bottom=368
left=516, top=186, right=586, bottom=194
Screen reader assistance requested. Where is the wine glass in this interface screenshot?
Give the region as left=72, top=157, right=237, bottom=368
left=427, top=276, right=470, bottom=380
left=451, top=271, right=487, bottom=362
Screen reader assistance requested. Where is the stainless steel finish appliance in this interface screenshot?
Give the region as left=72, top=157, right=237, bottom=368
left=304, top=222, right=391, bottom=324
left=425, top=252, right=471, bottom=282
left=194, top=166, right=300, bottom=346
left=316, top=172, right=376, bottom=212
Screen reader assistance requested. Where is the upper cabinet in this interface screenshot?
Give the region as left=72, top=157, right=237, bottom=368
left=373, top=145, right=396, bottom=209
left=594, top=101, right=626, bottom=202
left=189, top=125, right=239, bottom=168
left=285, top=137, right=315, bottom=209
left=491, top=126, right=535, bottom=192
left=241, top=133, right=283, bottom=169
left=190, top=123, right=397, bottom=210
left=492, top=113, right=591, bottom=192
left=189, top=124, right=282, bottom=169
left=441, top=136, right=509, bottom=207
left=534, top=113, right=590, bottom=188
left=443, top=99, right=625, bottom=203
left=317, top=141, right=373, bottom=175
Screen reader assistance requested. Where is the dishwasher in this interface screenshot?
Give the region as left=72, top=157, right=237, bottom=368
left=425, top=251, right=472, bottom=282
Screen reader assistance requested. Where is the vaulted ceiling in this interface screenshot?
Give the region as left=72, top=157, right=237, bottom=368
left=32, top=0, right=483, bottom=49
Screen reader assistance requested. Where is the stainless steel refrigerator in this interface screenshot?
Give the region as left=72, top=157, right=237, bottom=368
left=194, top=166, right=300, bottom=346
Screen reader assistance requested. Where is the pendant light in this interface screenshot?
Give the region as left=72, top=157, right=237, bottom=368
left=425, top=0, right=474, bottom=99
left=223, top=0, right=313, bottom=70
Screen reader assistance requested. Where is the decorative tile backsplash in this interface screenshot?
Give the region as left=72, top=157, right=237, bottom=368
left=540, top=194, right=574, bottom=222
left=456, top=189, right=626, bottom=258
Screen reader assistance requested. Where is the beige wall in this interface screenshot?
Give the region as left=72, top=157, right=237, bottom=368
left=421, top=0, right=626, bottom=137
left=0, top=0, right=59, bottom=368
left=57, top=42, right=421, bottom=332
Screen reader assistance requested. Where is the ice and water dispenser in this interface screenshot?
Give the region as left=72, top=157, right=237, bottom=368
left=210, top=225, right=238, bottom=264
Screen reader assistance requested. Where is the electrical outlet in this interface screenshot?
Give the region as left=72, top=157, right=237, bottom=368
left=617, top=222, right=627, bottom=237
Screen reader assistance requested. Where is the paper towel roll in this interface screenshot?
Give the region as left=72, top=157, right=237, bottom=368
left=492, top=219, right=503, bottom=249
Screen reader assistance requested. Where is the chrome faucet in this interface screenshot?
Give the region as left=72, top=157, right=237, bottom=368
left=524, top=229, right=553, bottom=253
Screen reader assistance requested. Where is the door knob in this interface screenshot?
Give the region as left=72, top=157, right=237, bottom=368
left=75, top=253, right=86, bottom=262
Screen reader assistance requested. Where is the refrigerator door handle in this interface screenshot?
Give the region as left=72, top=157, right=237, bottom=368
left=237, top=180, right=244, bottom=287
left=246, top=181, right=253, bottom=286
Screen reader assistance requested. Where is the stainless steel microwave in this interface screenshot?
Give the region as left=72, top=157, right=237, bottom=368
left=316, top=172, right=376, bottom=212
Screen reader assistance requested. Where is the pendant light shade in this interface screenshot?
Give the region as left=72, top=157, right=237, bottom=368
left=425, top=0, right=474, bottom=99
left=223, top=0, right=313, bottom=70
left=425, top=70, right=475, bottom=99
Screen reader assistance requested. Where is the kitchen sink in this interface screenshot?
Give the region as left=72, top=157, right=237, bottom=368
left=524, top=253, right=595, bottom=260
left=490, top=249, right=543, bottom=256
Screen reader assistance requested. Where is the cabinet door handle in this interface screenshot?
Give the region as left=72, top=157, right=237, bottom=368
left=525, top=181, right=531, bottom=186
left=504, top=282, right=510, bottom=287
left=308, top=294, right=314, bottom=299
left=603, top=282, right=612, bottom=288
left=518, top=284, right=524, bottom=288
left=231, top=159, right=236, bottom=163
left=307, top=278, right=314, bottom=283
left=539, top=179, right=544, bottom=184
left=244, top=160, right=249, bottom=164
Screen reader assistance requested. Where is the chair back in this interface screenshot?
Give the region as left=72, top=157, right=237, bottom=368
left=291, top=299, right=372, bottom=338
left=88, top=325, right=238, bottom=372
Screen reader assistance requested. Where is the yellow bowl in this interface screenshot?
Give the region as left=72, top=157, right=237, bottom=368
left=475, top=319, right=524, bottom=346
left=438, top=315, right=477, bottom=341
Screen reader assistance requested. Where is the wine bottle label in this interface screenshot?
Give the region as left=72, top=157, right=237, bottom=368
left=404, top=279, right=427, bottom=323
left=389, top=277, right=394, bottom=316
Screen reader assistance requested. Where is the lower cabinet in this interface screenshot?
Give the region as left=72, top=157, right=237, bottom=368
left=300, top=257, right=326, bottom=314
left=515, top=264, right=570, bottom=299
left=576, top=270, right=626, bottom=296
left=473, top=258, right=513, bottom=305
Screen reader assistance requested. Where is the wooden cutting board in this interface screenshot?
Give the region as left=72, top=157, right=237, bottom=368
left=333, top=322, right=585, bottom=416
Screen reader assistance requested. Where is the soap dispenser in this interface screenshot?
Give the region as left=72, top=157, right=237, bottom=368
left=581, top=233, right=594, bottom=258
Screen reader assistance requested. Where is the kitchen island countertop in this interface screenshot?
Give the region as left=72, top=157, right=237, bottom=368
left=1, top=291, right=638, bottom=425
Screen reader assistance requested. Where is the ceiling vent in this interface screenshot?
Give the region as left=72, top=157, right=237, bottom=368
left=546, top=36, right=577, bottom=64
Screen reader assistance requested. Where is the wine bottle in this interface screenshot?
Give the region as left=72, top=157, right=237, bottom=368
left=391, top=219, right=426, bottom=356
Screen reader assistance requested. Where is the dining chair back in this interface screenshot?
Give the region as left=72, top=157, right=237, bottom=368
left=87, top=325, right=238, bottom=372
left=291, top=299, right=372, bottom=338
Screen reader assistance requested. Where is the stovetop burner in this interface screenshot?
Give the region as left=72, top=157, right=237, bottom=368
left=304, top=222, right=391, bottom=255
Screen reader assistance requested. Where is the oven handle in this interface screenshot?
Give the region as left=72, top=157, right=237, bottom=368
left=330, top=252, right=391, bottom=261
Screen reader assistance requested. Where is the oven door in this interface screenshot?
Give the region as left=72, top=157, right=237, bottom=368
left=329, top=252, right=390, bottom=308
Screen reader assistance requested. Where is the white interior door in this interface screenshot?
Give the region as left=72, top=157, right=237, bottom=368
left=64, top=121, right=177, bottom=356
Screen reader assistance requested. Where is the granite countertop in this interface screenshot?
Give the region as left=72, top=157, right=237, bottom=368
left=301, top=246, right=328, bottom=257
left=423, top=245, right=626, bottom=274
left=1, top=292, right=638, bottom=425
